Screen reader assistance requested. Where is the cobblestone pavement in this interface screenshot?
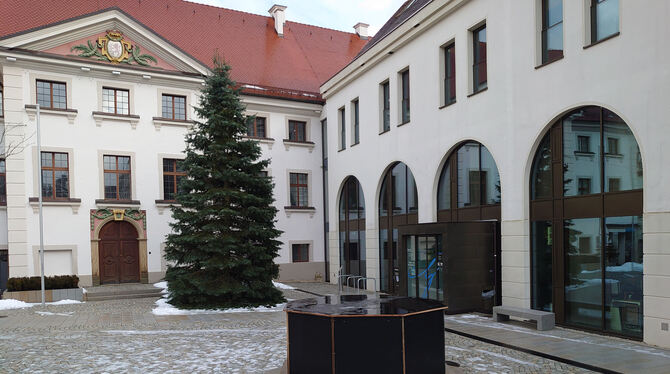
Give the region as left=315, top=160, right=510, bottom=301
left=0, top=282, right=593, bottom=374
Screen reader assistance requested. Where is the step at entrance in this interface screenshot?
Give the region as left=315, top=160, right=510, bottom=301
left=85, top=283, right=163, bottom=301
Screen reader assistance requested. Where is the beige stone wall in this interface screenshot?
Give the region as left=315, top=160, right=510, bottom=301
left=278, top=261, right=325, bottom=282
left=643, top=212, right=670, bottom=348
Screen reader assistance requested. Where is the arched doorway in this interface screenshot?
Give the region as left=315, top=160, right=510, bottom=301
left=99, top=221, right=140, bottom=284
left=339, top=176, right=366, bottom=278
left=379, top=162, right=418, bottom=293
left=529, top=106, right=643, bottom=338
left=436, top=141, right=502, bottom=309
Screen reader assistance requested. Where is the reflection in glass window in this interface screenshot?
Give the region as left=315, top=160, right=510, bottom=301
left=563, top=107, right=601, bottom=196
left=532, top=221, right=553, bottom=312
left=340, top=177, right=366, bottom=277
left=457, top=142, right=480, bottom=208
left=531, top=133, right=552, bottom=199
left=481, top=146, right=501, bottom=205
left=564, top=217, right=602, bottom=330
left=604, top=109, right=642, bottom=192
left=591, top=0, right=619, bottom=43
left=437, top=163, right=450, bottom=210
left=542, top=0, right=563, bottom=63
left=604, top=215, right=643, bottom=338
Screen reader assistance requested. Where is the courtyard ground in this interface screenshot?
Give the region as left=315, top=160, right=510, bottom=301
left=0, top=282, right=625, bottom=373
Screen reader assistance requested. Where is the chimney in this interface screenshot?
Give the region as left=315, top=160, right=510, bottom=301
left=269, top=4, right=287, bottom=37
left=353, top=22, right=369, bottom=40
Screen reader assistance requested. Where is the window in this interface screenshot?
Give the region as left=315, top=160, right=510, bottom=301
left=163, top=159, right=185, bottom=201
left=591, top=0, right=619, bottom=43
left=292, top=243, right=309, bottom=263
left=339, top=107, right=346, bottom=150
left=444, top=43, right=456, bottom=105
left=102, top=87, right=129, bottom=115
left=541, top=0, right=563, bottom=63
left=339, top=177, right=366, bottom=277
left=289, top=173, right=308, bottom=207
left=0, top=160, right=5, bottom=204
left=161, top=94, right=186, bottom=120
left=103, top=155, right=131, bottom=200
left=36, top=80, right=67, bottom=109
left=288, top=120, right=307, bottom=142
left=472, top=24, right=487, bottom=92
left=608, top=178, right=620, bottom=192
left=258, top=170, right=269, bottom=178
left=381, top=81, right=390, bottom=132
left=577, top=178, right=591, bottom=195
left=247, top=116, right=267, bottom=138
left=352, top=99, right=360, bottom=145
left=577, top=135, right=590, bottom=153
left=607, top=137, right=619, bottom=154
left=41, top=152, right=69, bottom=199
left=0, top=82, right=4, bottom=116
left=400, top=70, right=410, bottom=123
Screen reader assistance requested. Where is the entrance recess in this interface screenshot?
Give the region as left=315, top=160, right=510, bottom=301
left=399, top=222, right=498, bottom=314
left=99, top=221, right=140, bottom=284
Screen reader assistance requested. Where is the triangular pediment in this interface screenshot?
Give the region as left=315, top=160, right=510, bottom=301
left=0, top=8, right=209, bottom=74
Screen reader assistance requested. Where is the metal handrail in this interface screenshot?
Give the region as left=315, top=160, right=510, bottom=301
left=357, top=277, right=377, bottom=293
left=346, top=275, right=364, bottom=289
left=338, top=274, right=353, bottom=293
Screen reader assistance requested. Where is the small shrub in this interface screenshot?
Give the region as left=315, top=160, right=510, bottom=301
left=6, top=275, right=79, bottom=292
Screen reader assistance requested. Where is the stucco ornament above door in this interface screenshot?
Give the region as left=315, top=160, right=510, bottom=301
left=71, top=30, right=158, bottom=66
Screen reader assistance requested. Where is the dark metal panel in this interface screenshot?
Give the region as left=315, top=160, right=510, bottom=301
left=563, top=195, right=602, bottom=218
left=287, top=313, right=332, bottom=374
left=457, top=206, right=481, bottom=222
left=603, top=190, right=643, bottom=216
left=403, top=312, right=446, bottom=374
left=333, top=317, right=403, bottom=374
left=481, top=205, right=501, bottom=220
left=530, top=200, right=553, bottom=221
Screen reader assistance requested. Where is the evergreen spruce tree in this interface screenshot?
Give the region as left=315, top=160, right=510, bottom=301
left=164, top=59, right=285, bottom=309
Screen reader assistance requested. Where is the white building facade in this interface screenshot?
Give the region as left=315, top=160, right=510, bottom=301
left=322, top=0, right=670, bottom=348
left=0, top=5, right=354, bottom=288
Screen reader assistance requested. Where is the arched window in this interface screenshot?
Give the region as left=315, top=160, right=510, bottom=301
left=339, top=177, right=366, bottom=277
left=530, top=106, right=643, bottom=338
left=437, top=141, right=500, bottom=222
left=379, top=162, right=418, bottom=292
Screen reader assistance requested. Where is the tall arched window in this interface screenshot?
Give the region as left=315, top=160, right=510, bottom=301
left=339, top=177, right=366, bottom=277
left=379, top=162, right=418, bottom=292
left=437, top=141, right=501, bottom=222
left=530, top=106, right=643, bottom=339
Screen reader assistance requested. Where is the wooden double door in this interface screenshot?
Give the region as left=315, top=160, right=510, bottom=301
left=99, top=221, right=140, bottom=284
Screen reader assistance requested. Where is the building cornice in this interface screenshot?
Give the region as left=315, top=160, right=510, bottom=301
left=320, top=0, right=470, bottom=99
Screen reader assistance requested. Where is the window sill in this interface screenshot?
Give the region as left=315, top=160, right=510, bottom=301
left=284, top=206, right=316, bottom=218
left=574, top=151, right=595, bottom=156
left=604, top=153, right=623, bottom=158
left=467, top=86, right=488, bottom=98
left=379, top=129, right=390, bottom=135
left=25, top=105, right=78, bottom=124
left=535, top=55, right=564, bottom=70
left=244, top=136, right=275, bottom=149
left=584, top=32, right=620, bottom=50
left=439, top=100, right=457, bottom=110
left=92, top=111, right=140, bottom=129
left=152, top=117, right=194, bottom=131
left=351, top=142, right=360, bottom=147
left=155, top=200, right=181, bottom=215
left=283, top=139, right=315, bottom=153
left=95, top=199, right=141, bottom=209
left=398, top=120, right=410, bottom=127
left=28, top=197, right=81, bottom=213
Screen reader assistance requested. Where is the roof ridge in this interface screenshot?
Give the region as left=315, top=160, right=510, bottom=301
left=285, top=19, right=359, bottom=37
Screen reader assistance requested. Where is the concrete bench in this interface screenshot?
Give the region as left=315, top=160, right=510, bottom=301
left=493, top=305, right=555, bottom=331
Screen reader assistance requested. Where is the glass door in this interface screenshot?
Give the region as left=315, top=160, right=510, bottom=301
left=407, top=235, right=443, bottom=301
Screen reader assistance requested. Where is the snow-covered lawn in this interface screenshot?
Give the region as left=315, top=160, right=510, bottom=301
left=0, top=298, right=82, bottom=311
left=151, top=281, right=286, bottom=316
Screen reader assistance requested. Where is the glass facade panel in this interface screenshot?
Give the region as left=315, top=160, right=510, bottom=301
left=542, top=0, right=563, bottom=63
left=382, top=81, right=390, bottom=132
left=604, top=109, right=642, bottom=192
left=437, top=163, right=450, bottom=211
left=594, top=0, right=619, bottom=41
left=407, top=236, right=416, bottom=298
left=457, top=142, right=480, bottom=207
left=401, top=70, right=410, bottom=123
left=531, top=221, right=553, bottom=312
left=565, top=218, right=602, bottom=330
left=444, top=44, right=456, bottom=105
left=481, top=145, right=500, bottom=205
left=605, top=215, right=643, bottom=338
left=392, top=163, right=407, bottom=215
left=531, top=133, right=552, bottom=199
left=472, top=25, right=487, bottom=92
left=563, top=107, right=601, bottom=196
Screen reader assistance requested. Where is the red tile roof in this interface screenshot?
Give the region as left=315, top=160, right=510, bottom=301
left=0, top=0, right=368, bottom=99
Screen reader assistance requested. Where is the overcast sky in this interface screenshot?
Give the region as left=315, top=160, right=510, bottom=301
left=190, top=0, right=407, bottom=35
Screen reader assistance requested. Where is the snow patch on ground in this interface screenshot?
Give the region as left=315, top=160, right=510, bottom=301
left=36, top=311, right=74, bottom=317
left=272, top=281, right=295, bottom=290
left=0, top=299, right=32, bottom=310
left=153, top=281, right=169, bottom=294
left=152, top=295, right=284, bottom=316
left=0, top=298, right=82, bottom=310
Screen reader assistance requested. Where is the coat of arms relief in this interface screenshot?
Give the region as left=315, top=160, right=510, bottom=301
left=71, top=30, right=158, bottom=66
